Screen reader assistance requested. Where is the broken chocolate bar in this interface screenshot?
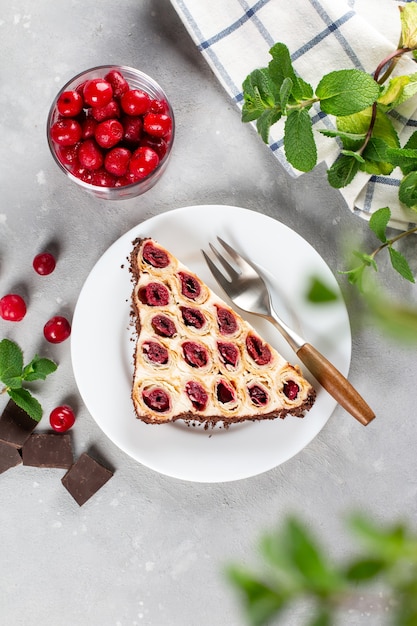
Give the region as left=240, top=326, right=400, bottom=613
left=0, top=400, right=38, bottom=449
left=61, top=452, right=113, bottom=506
left=0, top=440, right=23, bottom=474
left=22, top=433, right=73, bottom=469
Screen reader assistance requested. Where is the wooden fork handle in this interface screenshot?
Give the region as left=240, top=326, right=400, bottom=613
left=296, top=343, right=375, bottom=426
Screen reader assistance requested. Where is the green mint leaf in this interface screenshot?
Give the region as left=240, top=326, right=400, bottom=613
left=340, top=149, right=365, bottom=163
left=316, top=70, right=379, bottom=116
left=0, top=338, right=24, bottom=382
left=0, top=375, right=23, bottom=389
left=227, top=566, right=287, bottom=623
left=337, top=106, right=399, bottom=154
left=283, top=518, right=340, bottom=594
left=256, top=108, right=282, bottom=143
left=22, top=355, right=58, bottom=382
left=327, top=154, right=360, bottom=188
left=399, top=170, right=417, bottom=209
left=306, top=277, right=339, bottom=303
left=404, top=131, right=417, bottom=150
left=345, top=558, right=386, bottom=582
left=279, top=76, right=293, bottom=112
left=336, top=107, right=399, bottom=177
left=268, top=43, right=313, bottom=102
left=319, top=128, right=366, bottom=150
left=362, top=137, right=394, bottom=176
left=378, top=74, right=417, bottom=108
left=400, top=3, right=417, bottom=49
left=349, top=514, right=410, bottom=560
left=388, top=131, right=417, bottom=176
left=284, top=109, right=317, bottom=172
left=368, top=294, right=417, bottom=343
left=8, top=387, right=43, bottom=422
left=362, top=138, right=389, bottom=163
left=241, top=68, right=279, bottom=123
left=354, top=250, right=378, bottom=271
left=340, top=250, right=377, bottom=291
left=386, top=146, right=417, bottom=175
left=339, top=264, right=367, bottom=290
left=388, top=246, right=415, bottom=283
left=369, top=207, right=390, bottom=242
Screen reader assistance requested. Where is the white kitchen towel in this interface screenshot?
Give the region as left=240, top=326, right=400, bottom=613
left=170, top=0, right=417, bottom=230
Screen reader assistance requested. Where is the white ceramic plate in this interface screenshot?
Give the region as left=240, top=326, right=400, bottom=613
left=71, top=205, right=351, bottom=482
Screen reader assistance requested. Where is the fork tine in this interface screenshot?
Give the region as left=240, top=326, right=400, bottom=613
left=201, top=249, right=232, bottom=294
left=208, top=242, right=240, bottom=280
left=216, top=236, right=255, bottom=275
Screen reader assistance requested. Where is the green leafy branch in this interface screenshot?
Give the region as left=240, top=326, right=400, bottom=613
left=0, top=338, right=57, bottom=422
left=227, top=514, right=417, bottom=626
left=241, top=3, right=417, bottom=292
left=341, top=207, right=416, bottom=290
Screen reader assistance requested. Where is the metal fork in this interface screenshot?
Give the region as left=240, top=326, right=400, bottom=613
left=202, top=237, right=375, bottom=426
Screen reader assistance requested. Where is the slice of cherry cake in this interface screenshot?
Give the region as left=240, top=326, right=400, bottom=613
left=129, top=238, right=316, bottom=426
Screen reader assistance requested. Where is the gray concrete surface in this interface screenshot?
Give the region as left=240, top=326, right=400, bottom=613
left=0, top=1, right=416, bottom=625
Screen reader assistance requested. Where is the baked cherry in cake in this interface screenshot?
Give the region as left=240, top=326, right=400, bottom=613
left=129, top=238, right=316, bottom=426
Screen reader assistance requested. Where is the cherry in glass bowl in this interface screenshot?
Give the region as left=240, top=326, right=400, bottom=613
left=47, top=65, right=175, bottom=200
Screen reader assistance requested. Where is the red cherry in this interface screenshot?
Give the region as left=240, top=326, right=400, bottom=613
left=283, top=380, right=300, bottom=400
left=81, top=117, right=97, bottom=140
left=246, top=334, right=272, bottom=366
left=49, top=405, right=75, bottom=432
left=72, top=165, right=93, bottom=183
left=104, top=146, right=131, bottom=177
left=128, top=146, right=159, bottom=180
left=83, top=78, right=113, bottom=107
left=0, top=294, right=27, bottom=321
left=78, top=138, right=104, bottom=170
left=142, top=387, right=170, bottom=413
left=44, top=316, right=71, bottom=343
left=114, top=176, right=132, bottom=187
left=50, top=118, right=82, bottom=146
left=90, top=168, right=117, bottom=187
left=104, top=69, right=129, bottom=98
left=120, top=89, right=150, bottom=116
left=56, top=144, right=80, bottom=168
left=149, top=99, right=170, bottom=114
left=182, top=341, right=209, bottom=368
left=56, top=90, right=84, bottom=117
left=33, top=252, right=56, bottom=275
left=185, top=380, right=208, bottom=411
left=94, top=119, right=124, bottom=149
left=121, top=115, right=143, bottom=145
left=90, top=99, right=120, bottom=122
left=140, top=134, right=168, bottom=159
left=143, top=113, right=172, bottom=138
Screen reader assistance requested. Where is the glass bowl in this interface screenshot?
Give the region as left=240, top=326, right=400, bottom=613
left=47, top=65, right=175, bottom=200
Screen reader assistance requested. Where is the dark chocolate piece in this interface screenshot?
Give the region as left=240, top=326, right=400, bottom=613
left=0, top=400, right=38, bottom=449
left=0, top=440, right=23, bottom=474
left=22, top=433, right=73, bottom=469
left=61, top=452, right=113, bottom=506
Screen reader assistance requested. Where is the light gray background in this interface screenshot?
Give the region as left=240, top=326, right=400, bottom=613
left=0, top=1, right=416, bottom=625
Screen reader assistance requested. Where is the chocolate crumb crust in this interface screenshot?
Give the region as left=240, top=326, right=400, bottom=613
left=128, top=391, right=316, bottom=428
left=129, top=237, right=316, bottom=427
left=129, top=237, right=146, bottom=337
